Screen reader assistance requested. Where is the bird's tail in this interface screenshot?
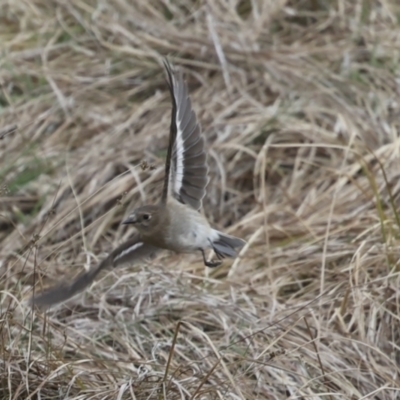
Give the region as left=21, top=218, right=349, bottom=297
left=210, top=230, right=246, bottom=259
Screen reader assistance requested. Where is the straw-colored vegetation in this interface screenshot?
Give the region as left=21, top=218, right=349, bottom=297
left=2, top=0, right=400, bottom=398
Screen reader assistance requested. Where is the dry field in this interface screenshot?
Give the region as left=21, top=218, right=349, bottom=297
left=1, top=1, right=400, bottom=399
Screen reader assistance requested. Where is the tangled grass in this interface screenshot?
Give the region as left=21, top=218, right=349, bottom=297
left=1, top=0, right=400, bottom=398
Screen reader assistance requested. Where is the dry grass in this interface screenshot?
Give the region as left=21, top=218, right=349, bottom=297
left=1, top=0, right=400, bottom=398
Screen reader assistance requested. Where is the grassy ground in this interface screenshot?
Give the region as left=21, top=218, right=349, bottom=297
left=1, top=0, right=400, bottom=398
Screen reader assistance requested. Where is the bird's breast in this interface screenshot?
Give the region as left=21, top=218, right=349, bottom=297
left=164, top=204, right=212, bottom=252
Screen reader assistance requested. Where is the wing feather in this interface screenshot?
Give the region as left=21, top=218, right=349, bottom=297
left=31, top=235, right=158, bottom=308
left=161, top=60, right=209, bottom=210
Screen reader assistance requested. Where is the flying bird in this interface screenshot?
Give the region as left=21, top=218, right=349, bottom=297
left=32, top=60, right=246, bottom=308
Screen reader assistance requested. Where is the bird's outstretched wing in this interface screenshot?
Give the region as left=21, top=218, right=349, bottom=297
left=31, top=235, right=158, bottom=308
left=161, top=60, right=209, bottom=211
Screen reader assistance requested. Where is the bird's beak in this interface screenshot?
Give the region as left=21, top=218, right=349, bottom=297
left=122, top=214, right=137, bottom=225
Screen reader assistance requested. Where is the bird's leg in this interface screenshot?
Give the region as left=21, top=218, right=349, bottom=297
left=200, top=249, right=222, bottom=268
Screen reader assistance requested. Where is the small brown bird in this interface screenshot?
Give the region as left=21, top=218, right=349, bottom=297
left=32, top=60, right=246, bottom=308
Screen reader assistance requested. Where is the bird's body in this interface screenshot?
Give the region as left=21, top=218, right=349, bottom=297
left=32, top=60, right=246, bottom=308
left=150, top=198, right=216, bottom=253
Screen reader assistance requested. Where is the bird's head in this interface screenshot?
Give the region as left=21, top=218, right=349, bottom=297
left=122, top=205, right=165, bottom=236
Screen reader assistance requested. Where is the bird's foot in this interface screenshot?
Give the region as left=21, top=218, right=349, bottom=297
left=204, top=259, right=222, bottom=268
left=200, top=249, right=222, bottom=268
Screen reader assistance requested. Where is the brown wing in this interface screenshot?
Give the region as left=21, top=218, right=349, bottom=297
left=31, top=235, right=159, bottom=308
left=161, top=60, right=209, bottom=211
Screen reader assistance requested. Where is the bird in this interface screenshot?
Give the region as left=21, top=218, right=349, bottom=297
left=31, top=60, right=246, bottom=308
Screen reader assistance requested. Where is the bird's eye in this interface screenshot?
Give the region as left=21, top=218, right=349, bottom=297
left=142, top=214, right=151, bottom=221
